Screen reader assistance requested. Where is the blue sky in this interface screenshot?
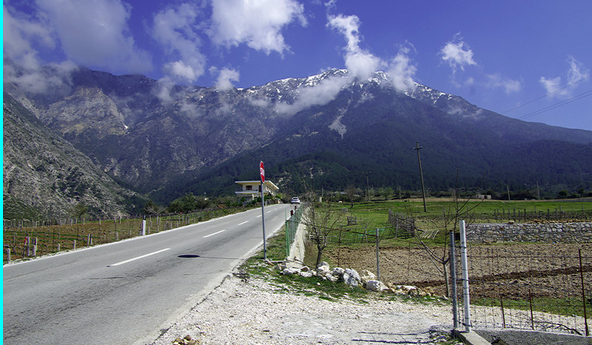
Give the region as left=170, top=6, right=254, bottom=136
left=4, top=0, right=592, bottom=131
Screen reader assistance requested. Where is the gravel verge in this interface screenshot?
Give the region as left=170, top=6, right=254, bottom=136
left=149, top=270, right=455, bottom=345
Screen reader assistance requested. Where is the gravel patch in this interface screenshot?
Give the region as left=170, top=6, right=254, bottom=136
left=150, top=273, right=455, bottom=345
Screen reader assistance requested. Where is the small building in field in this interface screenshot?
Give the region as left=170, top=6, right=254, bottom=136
left=235, top=180, right=279, bottom=201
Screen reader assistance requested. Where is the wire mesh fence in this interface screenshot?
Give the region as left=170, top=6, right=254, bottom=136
left=285, top=204, right=304, bottom=257
left=455, top=243, right=591, bottom=336
left=321, top=218, right=591, bottom=337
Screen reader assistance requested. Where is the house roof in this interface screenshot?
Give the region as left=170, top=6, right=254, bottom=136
left=235, top=180, right=279, bottom=191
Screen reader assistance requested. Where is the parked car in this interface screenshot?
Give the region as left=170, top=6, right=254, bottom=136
left=290, top=197, right=300, bottom=204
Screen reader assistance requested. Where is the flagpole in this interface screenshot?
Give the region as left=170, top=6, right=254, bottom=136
left=260, top=161, right=267, bottom=260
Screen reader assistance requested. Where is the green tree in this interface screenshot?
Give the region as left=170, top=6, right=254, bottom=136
left=168, top=193, right=198, bottom=213
left=557, top=190, right=569, bottom=199
left=379, top=186, right=393, bottom=200
left=144, top=200, right=165, bottom=215
left=71, top=203, right=88, bottom=221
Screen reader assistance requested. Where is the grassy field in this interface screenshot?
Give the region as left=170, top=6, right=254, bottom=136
left=348, top=198, right=592, bottom=222
left=337, top=198, right=592, bottom=246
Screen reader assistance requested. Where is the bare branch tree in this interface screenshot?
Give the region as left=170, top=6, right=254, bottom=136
left=405, top=172, right=485, bottom=297
left=301, top=183, right=345, bottom=268
left=345, top=184, right=357, bottom=209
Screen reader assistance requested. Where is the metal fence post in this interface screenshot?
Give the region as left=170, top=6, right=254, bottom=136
left=460, top=220, right=471, bottom=332
left=376, top=228, right=380, bottom=282
left=579, top=249, right=589, bottom=336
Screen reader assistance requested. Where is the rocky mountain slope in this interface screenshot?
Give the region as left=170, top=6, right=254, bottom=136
left=154, top=71, right=592, bottom=200
left=3, top=92, right=142, bottom=219
left=4, top=61, right=592, bottom=208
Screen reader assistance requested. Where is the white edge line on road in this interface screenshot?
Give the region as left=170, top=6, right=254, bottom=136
left=238, top=221, right=248, bottom=226
left=108, top=248, right=170, bottom=267
left=203, top=229, right=226, bottom=238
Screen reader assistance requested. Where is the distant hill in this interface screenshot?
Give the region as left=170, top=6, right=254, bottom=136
left=4, top=61, right=592, bottom=212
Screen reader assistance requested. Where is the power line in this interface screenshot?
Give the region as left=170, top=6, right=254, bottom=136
left=501, top=74, right=591, bottom=115
left=515, top=89, right=592, bottom=121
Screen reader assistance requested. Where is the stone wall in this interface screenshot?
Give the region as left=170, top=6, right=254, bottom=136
left=466, top=222, right=592, bottom=243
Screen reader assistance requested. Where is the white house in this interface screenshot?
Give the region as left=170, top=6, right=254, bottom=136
left=235, top=180, right=279, bottom=201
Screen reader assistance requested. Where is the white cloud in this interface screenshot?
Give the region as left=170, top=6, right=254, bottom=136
left=249, top=97, right=271, bottom=108
left=540, top=76, right=563, bottom=96
left=211, top=67, right=240, bottom=91
left=440, top=34, right=477, bottom=73
left=153, top=77, right=176, bottom=103
left=209, top=0, right=306, bottom=55
left=3, top=6, right=54, bottom=69
left=324, top=0, right=337, bottom=10
left=3, top=5, right=79, bottom=95
left=4, top=60, right=78, bottom=95
left=566, top=55, right=590, bottom=86
left=487, top=73, right=522, bottom=94
left=344, top=50, right=383, bottom=81
left=152, top=3, right=206, bottom=83
left=275, top=75, right=350, bottom=115
left=540, top=56, right=590, bottom=98
left=386, top=47, right=417, bottom=92
left=327, top=14, right=361, bottom=52
left=35, top=0, right=152, bottom=74
left=327, top=14, right=383, bottom=80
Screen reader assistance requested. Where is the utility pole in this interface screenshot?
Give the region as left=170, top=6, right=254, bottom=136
left=414, top=142, right=427, bottom=212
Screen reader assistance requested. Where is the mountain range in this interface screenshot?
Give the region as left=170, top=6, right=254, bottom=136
left=4, top=60, right=592, bottom=218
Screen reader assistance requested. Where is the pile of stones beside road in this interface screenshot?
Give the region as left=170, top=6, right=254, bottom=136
left=171, top=334, right=199, bottom=345
left=278, top=261, right=435, bottom=297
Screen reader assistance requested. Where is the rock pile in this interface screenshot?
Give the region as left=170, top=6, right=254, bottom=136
left=278, top=261, right=435, bottom=297
left=172, top=334, right=199, bottom=345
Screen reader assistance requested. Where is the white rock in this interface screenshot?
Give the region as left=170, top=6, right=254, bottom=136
left=332, top=267, right=345, bottom=276
left=344, top=268, right=360, bottom=282
left=365, top=280, right=382, bottom=292
left=281, top=267, right=300, bottom=275
left=360, top=270, right=376, bottom=283
left=299, top=271, right=313, bottom=278
left=317, top=262, right=331, bottom=276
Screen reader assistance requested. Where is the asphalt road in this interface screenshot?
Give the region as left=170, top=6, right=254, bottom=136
left=3, top=204, right=291, bottom=345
